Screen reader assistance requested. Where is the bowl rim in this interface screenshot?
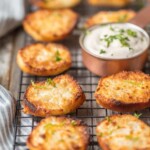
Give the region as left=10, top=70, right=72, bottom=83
left=79, top=22, right=150, bottom=60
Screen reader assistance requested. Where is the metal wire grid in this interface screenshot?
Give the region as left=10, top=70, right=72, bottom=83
left=13, top=1, right=150, bottom=150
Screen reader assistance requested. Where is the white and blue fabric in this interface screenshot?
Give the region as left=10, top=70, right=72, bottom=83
left=0, top=0, right=25, bottom=38
left=0, top=85, right=16, bottom=150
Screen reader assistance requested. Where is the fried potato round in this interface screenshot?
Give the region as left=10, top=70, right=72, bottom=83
left=30, top=0, right=81, bottom=9
left=23, top=74, right=85, bottom=116
left=96, top=114, right=150, bottom=150
left=84, top=10, right=136, bottom=28
left=27, top=117, right=89, bottom=150
left=88, top=0, right=130, bottom=7
left=23, top=9, right=78, bottom=41
left=17, top=43, right=72, bottom=76
left=95, top=71, right=150, bottom=112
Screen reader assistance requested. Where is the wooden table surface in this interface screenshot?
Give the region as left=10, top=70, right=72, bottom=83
left=0, top=27, right=25, bottom=99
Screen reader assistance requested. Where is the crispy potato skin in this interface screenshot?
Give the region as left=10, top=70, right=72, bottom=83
left=88, top=0, right=130, bottom=7
left=17, top=43, right=72, bottom=76
left=84, top=10, right=136, bottom=28
left=30, top=0, right=81, bottom=9
left=96, top=114, right=150, bottom=150
left=23, top=9, right=78, bottom=41
left=23, top=74, right=85, bottom=116
left=27, top=117, right=89, bottom=150
left=95, top=71, right=150, bottom=112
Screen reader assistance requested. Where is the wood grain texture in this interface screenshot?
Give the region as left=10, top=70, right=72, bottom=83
left=0, top=28, right=25, bottom=99
left=9, top=29, right=25, bottom=98
left=0, top=35, right=13, bottom=89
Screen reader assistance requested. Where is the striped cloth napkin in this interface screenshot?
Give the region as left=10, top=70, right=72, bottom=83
left=0, top=85, right=16, bottom=150
left=0, top=0, right=25, bottom=38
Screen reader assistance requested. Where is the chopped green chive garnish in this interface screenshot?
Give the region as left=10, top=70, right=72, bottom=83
left=31, top=80, right=35, bottom=86
left=110, top=26, right=115, bottom=31
left=127, top=29, right=137, bottom=37
left=129, top=47, right=134, bottom=51
left=61, top=121, right=66, bottom=126
left=98, top=132, right=103, bottom=137
left=71, top=120, right=77, bottom=126
left=134, top=113, right=142, bottom=118
left=55, top=50, right=62, bottom=62
left=119, top=36, right=129, bottom=47
left=106, top=116, right=111, bottom=122
left=31, top=80, right=47, bottom=89
left=125, top=80, right=143, bottom=87
left=118, top=14, right=128, bottom=22
left=45, top=121, right=65, bottom=129
left=98, top=26, right=140, bottom=52
left=119, top=29, right=125, bottom=33
left=109, top=129, right=115, bottom=135
left=31, top=78, right=56, bottom=89
left=103, top=34, right=129, bottom=48
left=99, top=27, right=138, bottom=50
left=45, top=123, right=55, bottom=129
left=100, top=49, right=106, bottom=54
left=117, top=126, right=121, bottom=129
left=46, top=78, right=56, bottom=87
left=125, top=135, right=139, bottom=141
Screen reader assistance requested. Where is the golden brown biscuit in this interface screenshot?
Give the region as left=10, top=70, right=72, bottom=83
left=27, top=117, right=89, bottom=150
left=23, top=74, right=85, bottom=116
left=95, top=71, right=150, bottom=112
left=23, top=9, right=78, bottom=41
left=88, top=0, right=130, bottom=7
left=84, top=10, right=136, bottom=28
left=17, top=43, right=72, bottom=76
left=30, top=0, right=81, bottom=9
left=96, top=114, right=150, bottom=150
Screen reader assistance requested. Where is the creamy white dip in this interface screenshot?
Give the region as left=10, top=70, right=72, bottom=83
left=83, top=23, right=149, bottom=59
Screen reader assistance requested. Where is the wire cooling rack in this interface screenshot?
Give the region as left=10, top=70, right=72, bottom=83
left=13, top=0, right=150, bottom=150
